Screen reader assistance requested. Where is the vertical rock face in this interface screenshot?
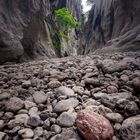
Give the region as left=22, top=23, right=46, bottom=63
left=80, top=0, right=140, bottom=54
left=0, top=0, right=82, bottom=64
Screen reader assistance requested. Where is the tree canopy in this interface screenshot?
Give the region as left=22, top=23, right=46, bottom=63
left=55, top=8, right=78, bottom=32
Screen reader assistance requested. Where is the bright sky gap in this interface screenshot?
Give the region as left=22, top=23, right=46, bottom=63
left=82, top=0, right=92, bottom=13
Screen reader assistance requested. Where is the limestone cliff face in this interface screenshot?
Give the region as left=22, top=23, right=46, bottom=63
left=80, top=0, right=140, bottom=54
left=0, top=0, right=81, bottom=64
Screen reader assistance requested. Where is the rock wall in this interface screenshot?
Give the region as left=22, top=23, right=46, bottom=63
left=79, top=0, right=140, bottom=54
left=0, top=0, right=81, bottom=64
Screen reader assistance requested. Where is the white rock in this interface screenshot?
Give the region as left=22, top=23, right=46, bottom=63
left=33, top=91, right=47, bottom=104
left=18, top=128, right=34, bottom=138
left=54, top=98, right=79, bottom=112
left=55, top=86, right=75, bottom=97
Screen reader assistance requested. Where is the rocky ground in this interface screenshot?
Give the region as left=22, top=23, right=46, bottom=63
left=0, top=52, right=140, bottom=140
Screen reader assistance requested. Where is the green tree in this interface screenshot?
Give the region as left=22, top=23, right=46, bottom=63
left=55, top=8, right=78, bottom=40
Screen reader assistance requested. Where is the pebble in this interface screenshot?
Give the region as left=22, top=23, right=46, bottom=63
left=106, top=113, right=123, bottom=123
left=0, top=92, right=10, bottom=101
left=22, top=80, right=31, bottom=89
left=33, top=91, right=47, bottom=104
left=18, top=128, right=34, bottom=138
left=107, top=86, right=118, bottom=94
left=54, top=98, right=79, bottom=112
left=5, top=97, right=24, bottom=112
left=27, top=116, right=41, bottom=127
left=51, top=124, right=62, bottom=133
left=57, top=112, right=76, bottom=127
left=24, top=101, right=36, bottom=110
left=28, top=107, right=38, bottom=117
left=55, top=86, right=75, bottom=97
left=34, top=127, right=43, bottom=137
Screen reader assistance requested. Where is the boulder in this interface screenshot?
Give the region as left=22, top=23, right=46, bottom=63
left=76, top=111, right=114, bottom=140
left=120, top=115, right=140, bottom=140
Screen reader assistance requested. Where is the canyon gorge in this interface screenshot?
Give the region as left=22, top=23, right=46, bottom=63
left=0, top=0, right=140, bottom=140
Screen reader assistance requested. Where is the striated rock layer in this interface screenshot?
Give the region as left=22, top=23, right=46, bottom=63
left=80, top=0, right=140, bottom=54
left=0, top=0, right=81, bottom=64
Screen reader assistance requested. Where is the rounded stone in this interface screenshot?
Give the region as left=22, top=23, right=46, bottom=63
left=48, top=80, right=61, bottom=88
left=18, top=128, right=34, bottom=138
left=120, top=75, right=129, bottom=82
left=33, top=91, right=47, bottom=104
left=124, top=101, right=139, bottom=116
left=51, top=124, right=62, bottom=134
left=34, top=127, right=43, bottom=137
left=72, top=86, right=84, bottom=95
left=107, top=86, right=118, bottom=94
left=76, top=111, right=114, bottom=140
left=132, top=77, right=140, bottom=91
left=55, top=86, right=75, bottom=97
left=22, top=80, right=31, bottom=89
left=93, top=92, right=106, bottom=100
left=54, top=98, right=79, bottom=113
left=57, top=112, right=76, bottom=127
left=28, top=107, right=38, bottom=117
left=106, top=113, right=123, bottom=123
left=5, top=97, right=24, bottom=112
left=24, top=101, right=36, bottom=110
left=27, top=116, right=41, bottom=127
left=0, top=92, right=11, bottom=101
left=120, top=115, right=140, bottom=140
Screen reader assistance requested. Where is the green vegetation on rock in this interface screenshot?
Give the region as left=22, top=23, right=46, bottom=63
left=55, top=8, right=78, bottom=41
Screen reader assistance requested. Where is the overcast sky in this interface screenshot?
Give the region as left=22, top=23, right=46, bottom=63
left=82, top=0, right=92, bottom=13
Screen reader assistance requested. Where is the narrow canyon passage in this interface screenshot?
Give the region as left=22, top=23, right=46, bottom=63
left=0, top=0, right=140, bottom=140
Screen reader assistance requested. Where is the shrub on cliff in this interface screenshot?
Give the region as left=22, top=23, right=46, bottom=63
left=55, top=8, right=78, bottom=41
left=55, top=8, right=78, bottom=32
